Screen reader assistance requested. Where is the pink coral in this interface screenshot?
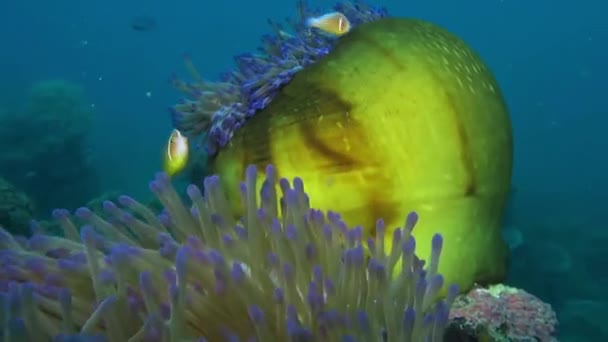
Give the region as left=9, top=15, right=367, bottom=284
left=449, top=284, right=558, bottom=341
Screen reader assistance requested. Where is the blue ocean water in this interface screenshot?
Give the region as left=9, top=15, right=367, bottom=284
left=0, top=0, right=605, bottom=340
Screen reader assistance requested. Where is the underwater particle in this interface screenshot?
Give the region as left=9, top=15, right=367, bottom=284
left=0, top=164, right=457, bottom=340
left=130, top=15, right=157, bottom=32
left=211, top=15, right=513, bottom=294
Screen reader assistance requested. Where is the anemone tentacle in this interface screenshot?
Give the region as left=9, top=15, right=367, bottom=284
left=0, top=164, right=457, bottom=341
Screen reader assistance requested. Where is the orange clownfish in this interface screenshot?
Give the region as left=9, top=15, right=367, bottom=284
left=163, top=129, right=189, bottom=177
left=305, top=12, right=352, bottom=36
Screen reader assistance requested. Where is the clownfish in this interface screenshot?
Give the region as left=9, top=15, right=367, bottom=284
left=305, top=12, right=352, bottom=36
left=163, top=129, right=189, bottom=177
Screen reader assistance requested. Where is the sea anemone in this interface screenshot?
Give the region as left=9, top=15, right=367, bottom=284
left=170, top=0, right=388, bottom=155
left=171, top=0, right=513, bottom=294
left=1, top=164, right=457, bottom=341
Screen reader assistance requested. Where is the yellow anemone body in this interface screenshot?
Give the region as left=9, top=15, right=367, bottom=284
left=211, top=18, right=513, bottom=294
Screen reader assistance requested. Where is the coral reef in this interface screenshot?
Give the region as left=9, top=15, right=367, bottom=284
left=0, top=177, right=34, bottom=236
left=0, top=165, right=458, bottom=340
left=0, top=79, right=99, bottom=215
left=447, top=285, right=558, bottom=341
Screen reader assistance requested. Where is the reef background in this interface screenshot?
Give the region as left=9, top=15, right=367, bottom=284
left=0, top=0, right=605, bottom=340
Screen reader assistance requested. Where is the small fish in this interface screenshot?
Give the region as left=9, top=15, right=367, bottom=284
left=131, top=16, right=157, bottom=32
left=163, top=129, right=189, bottom=177
left=305, top=12, right=351, bottom=36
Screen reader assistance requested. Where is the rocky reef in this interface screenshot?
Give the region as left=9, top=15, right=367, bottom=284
left=0, top=177, right=34, bottom=236
left=0, top=79, right=99, bottom=215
